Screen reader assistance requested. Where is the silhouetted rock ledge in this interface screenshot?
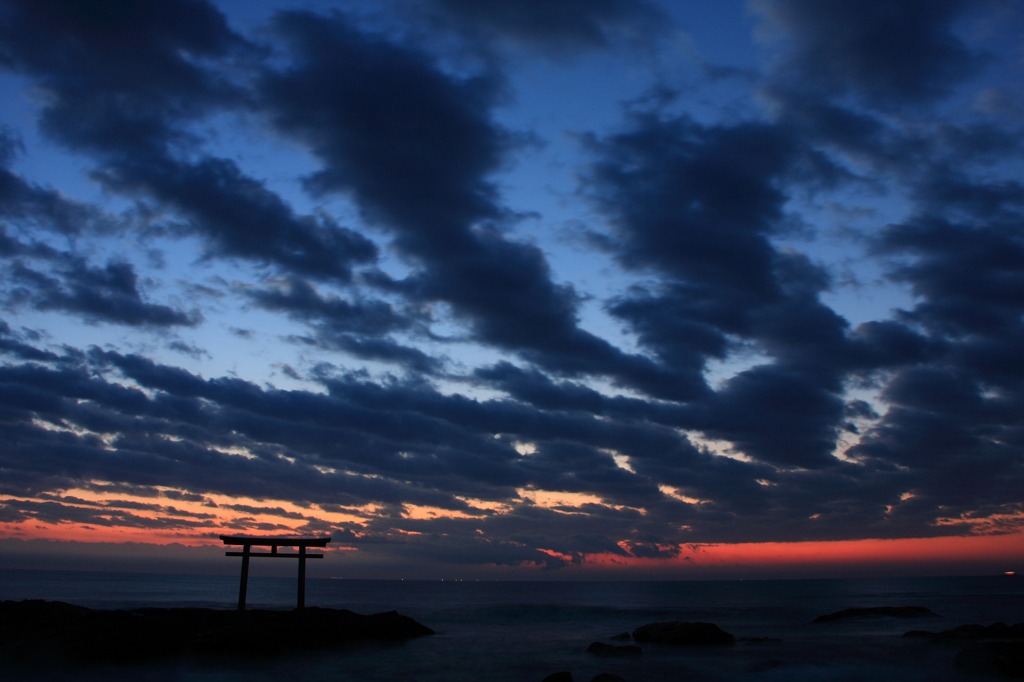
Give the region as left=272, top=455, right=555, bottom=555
left=904, top=622, right=1024, bottom=642
left=542, top=672, right=574, bottom=682
left=632, top=621, right=735, bottom=645
left=0, top=599, right=434, bottom=664
left=586, top=641, right=642, bottom=656
left=955, top=641, right=1024, bottom=679
left=812, top=606, right=939, bottom=623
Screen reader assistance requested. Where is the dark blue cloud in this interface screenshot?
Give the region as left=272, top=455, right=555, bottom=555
left=583, top=110, right=859, bottom=467
left=756, top=0, right=987, bottom=107
left=259, top=10, right=707, bottom=399
left=0, top=240, right=201, bottom=327
left=420, top=0, right=670, bottom=53
left=0, top=130, right=113, bottom=236
left=0, top=0, right=377, bottom=283
left=247, top=277, right=440, bottom=373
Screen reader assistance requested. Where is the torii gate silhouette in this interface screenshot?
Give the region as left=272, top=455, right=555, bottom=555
left=221, top=536, right=332, bottom=610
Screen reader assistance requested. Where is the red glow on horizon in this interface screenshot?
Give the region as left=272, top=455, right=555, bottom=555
left=580, top=533, right=1024, bottom=572
left=6, top=517, right=1024, bottom=570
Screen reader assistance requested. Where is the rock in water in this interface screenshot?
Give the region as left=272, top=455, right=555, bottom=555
left=632, top=621, right=735, bottom=645
left=591, top=674, right=627, bottom=682
left=586, top=642, right=641, bottom=656
left=542, top=672, right=573, bottom=682
left=955, top=641, right=1024, bottom=678
left=903, top=622, right=1024, bottom=641
left=812, top=606, right=939, bottom=623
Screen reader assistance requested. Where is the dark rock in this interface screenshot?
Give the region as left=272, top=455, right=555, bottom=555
left=632, top=621, right=735, bottom=646
left=749, top=658, right=786, bottom=672
left=0, top=599, right=434, bottom=665
left=903, top=622, right=1024, bottom=642
left=586, top=641, right=641, bottom=656
left=955, top=641, right=1024, bottom=678
left=542, top=672, right=573, bottom=682
left=738, top=636, right=783, bottom=644
left=609, top=631, right=632, bottom=640
left=591, top=674, right=627, bottom=682
left=812, top=606, right=939, bottom=623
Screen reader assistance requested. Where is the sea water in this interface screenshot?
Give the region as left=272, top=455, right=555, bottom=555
left=1, top=569, right=1022, bottom=681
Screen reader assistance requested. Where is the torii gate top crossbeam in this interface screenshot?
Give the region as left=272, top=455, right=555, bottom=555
left=220, top=536, right=331, bottom=547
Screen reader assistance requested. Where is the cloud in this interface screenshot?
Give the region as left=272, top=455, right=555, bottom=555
left=0, top=0, right=243, bottom=149
left=93, top=157, right=379, bottom=283
left=258, top=11, right=705, bottom=399
left=583, top=109, right=861, bottom=467
left=753, top=0, right=987, bottom=107
left=247, top=277, right=440, bottom=373
left=0, top=129, right=114, bottom=236
left=2, top=249, right=201, bottom=327
left=739, top=0, right=1023, bottom=480
left=0, top=328, right=1014, bottom=554
left=0, top=0, right=378, bottom=283
left=419, top=0, right=671, bottom=54
left=846, top=212, right=1024, bottom=523
left=167, top=340, right=209, bottom=359
left=0, top=320, right=62, bottom=363
left=0, top=497, right=218, bottom=530
left=0, top=0, right=1022, bottom=573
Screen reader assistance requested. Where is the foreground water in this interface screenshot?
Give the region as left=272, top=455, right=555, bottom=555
left=1, top=569, right=1021, bottom=681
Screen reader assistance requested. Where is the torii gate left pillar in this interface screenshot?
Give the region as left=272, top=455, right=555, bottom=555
left=220, top=536, right=332, bottom=610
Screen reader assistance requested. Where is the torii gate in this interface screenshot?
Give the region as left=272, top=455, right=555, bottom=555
left=220, top=535, right=332, bottom=610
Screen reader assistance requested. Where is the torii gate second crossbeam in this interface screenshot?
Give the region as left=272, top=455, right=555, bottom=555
left=220, top=536, right=332, bottom=611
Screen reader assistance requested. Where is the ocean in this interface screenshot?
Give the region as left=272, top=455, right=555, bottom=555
left=1, top=569, right=1021, bottom=681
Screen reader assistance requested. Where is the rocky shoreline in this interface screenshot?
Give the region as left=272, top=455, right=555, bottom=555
left=5, top=600, right=1024, bottom=680
left=544, top=610, right=1024, bottom=682
left=0, top=599, right=434, bottom=665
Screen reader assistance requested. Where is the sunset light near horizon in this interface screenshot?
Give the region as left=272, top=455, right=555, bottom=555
left=1, top=0, right=1024, bottom=580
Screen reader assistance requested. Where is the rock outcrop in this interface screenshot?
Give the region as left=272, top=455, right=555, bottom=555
left=955, top=641, right=1024, bottom=679
left=586, top=641, right=641, bottom=656
left=632, top=621, right=734, bottom=645
left=0, top=599, right=434, bottom=664
left=541, top=672, right=573, bottom=682
left=903, top=622, right=1024, bottom=642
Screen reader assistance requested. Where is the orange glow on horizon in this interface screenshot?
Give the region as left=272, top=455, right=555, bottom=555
left=1, top=524, right=210, bottom=546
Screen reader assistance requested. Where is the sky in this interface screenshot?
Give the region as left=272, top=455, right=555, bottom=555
left=1, top=0, right=1023, bottom=581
